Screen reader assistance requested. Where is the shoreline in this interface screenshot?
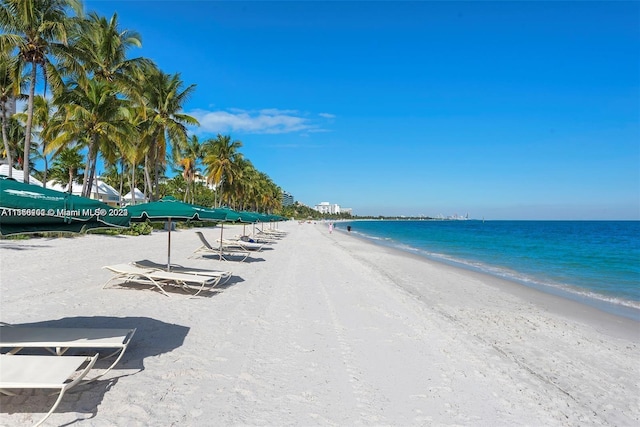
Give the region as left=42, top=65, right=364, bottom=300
left=1, top=221, right=639, bottom=425
left=334, top=225, right=639, bottom=341
left=335, top=220, right=640, bottom=322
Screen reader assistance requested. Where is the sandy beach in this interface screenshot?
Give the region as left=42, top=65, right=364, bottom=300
left=1, top=221, right=638, bottom=426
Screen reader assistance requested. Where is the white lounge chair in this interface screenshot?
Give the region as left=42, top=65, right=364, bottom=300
left=0, top=353, right=98, bottom=426
left=217, top=238, right=265, bottom=252
left=192, top=232, right=250, bottom=262
left=238, top=233, right=278, bottom=244
left=103, top=263, right=222, bottom=296
left=258, top=228, right=287, bottom=237
left=0, top=326, right=135, bottom=383
left=133, top=259, right=232, bottom=285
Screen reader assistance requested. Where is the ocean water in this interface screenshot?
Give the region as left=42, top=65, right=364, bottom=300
left=338, top=220, right=640, bottom=320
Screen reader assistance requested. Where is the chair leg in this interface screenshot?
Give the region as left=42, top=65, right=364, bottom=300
left=34, top=354, right=98, bottom=427
left=34, top=388, right=67, bottom=427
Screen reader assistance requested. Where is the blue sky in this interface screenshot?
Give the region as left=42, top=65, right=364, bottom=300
left=83, top=0, right=639, bottom=219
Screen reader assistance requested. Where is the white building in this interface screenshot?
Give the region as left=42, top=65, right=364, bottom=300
left=123, top=187, right=148, bottom=205
left=47, top=178, right=121, bottom=206
left=0, top=165, right=44, bottom=186
left=314, top=201, right=341, bottom=215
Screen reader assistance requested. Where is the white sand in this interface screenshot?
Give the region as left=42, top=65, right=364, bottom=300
left=1, top=221, right=638, bottom=426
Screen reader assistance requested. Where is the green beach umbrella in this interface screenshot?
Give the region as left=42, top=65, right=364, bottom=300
left=0, top=176, right=130, bottom=236
left=239, top=211, right=272, bottom=236
left=126, top=197, right=229, bottom=223
left=250, top=212, right=285, bottom=233
left=202, top=207, right=258, bottom=258
left=238, top=211, right=261, bottom=223
left=213, top=207, right=242, bottom=223
left=126, top=197, right=228, bottom=269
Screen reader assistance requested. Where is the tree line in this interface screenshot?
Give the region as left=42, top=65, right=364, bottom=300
left=0, top=0, right=282, bottom=213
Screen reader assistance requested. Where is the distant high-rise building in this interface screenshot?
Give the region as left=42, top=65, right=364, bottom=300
left=314, top=201, right=341, bottom=215
left=281, top=191, right=294, bottom=207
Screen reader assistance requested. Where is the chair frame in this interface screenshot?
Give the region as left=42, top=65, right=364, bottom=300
left=102, top=263, right=221, bottom=296
left=218, top=237, right=265, bottom=252
left=0, top=326, right=136, bottom=383
left=239, top=234, right=278, bottom=244
left=132, top=259, right=232, bottom=285
left=0, top=353, right=98, bottom=427
left=192, top=231, right=250, bottom=262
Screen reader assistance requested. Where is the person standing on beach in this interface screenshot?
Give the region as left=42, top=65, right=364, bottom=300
left=329, top=222, right=333, bottom=234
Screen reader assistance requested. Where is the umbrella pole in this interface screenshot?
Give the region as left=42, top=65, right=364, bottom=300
left=219, top=223, right=224, bottom=261
left=167, top=218, right=172, bottom=271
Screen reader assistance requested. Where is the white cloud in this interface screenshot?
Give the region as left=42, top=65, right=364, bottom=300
left=189, top=108, right=325, bottom=135
left=318, top=112, right=336, bottom=119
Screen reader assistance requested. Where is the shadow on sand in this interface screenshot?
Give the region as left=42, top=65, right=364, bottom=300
left=198, top=254, right=266, bottom=263
left=0, top=316, right=189, bottom=423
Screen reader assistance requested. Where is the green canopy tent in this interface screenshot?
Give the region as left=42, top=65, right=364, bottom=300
left=125, top=197, right=228, bottom=269
left=0, top=176, right=130, bottom=236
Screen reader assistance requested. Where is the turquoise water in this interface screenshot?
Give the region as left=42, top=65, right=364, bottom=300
left=338, top=220, right=640, bottom=320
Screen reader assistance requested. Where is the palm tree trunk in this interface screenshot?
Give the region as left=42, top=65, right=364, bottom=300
left=130, top=162, right=137, bottom=204
left=82, top=151, right=93, bottom=197
left=84, top=136, right=99, bottom=198
left=67, top=168, right=73, bottom=194
left=119, top=160, right=125, bottom=206
left=182, top=175, right=189, bottom=202
left=22, top=64, right=37, bottom=183
left=153, top=145, right=160, bottom=201
left=85, top=161, right=95, bottom=198
left=42, top=155, right=48, bottom=188
left=144, top=154, right=153, bottom=200
left=126, top=165, right=132, bottom=204
left=1, top=107, right=12, bottom=178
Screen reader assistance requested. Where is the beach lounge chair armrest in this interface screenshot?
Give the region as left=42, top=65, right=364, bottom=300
left=0, top=326, right=137, bottom=383
left=0, top=353, right=99, bottom=427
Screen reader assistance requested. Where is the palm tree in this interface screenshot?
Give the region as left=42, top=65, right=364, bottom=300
left=0, top=0, right=82, bottom=182
left=57, top=10, right=151, bottom=113
left=3, top=114, right=24, bottom=170
left=135, top=64, right=198, bottom=200
left=66, top=12, right=147, bottom=88
left=175, top=134, right=203, bottom=204
left=234, top=158, right=258, bottom=210
left=14, top=94, right=60, bottom=186
left=0, top=51, right=26, bottom=178
left=203, top=134, right=243, bottom=207
left=120, top=114, right=147, bottom=205
left=263, top=177, right=283, bottom=213
left=133, top=116, right=151, bottom=198
left=47, top=78, right=135, bottom=197
left=48, top=10, right=148, bottom=200
left=248, top=170, right=281, bottom=213
left=48, top=145, right=83, bottom=192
